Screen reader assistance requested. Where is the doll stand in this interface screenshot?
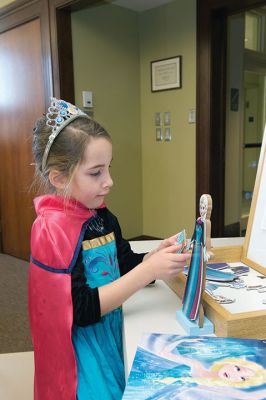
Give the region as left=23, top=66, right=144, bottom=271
left=176, top=310, right=214, bottom=335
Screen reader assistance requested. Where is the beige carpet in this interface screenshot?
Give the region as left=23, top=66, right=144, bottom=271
left=0, top=254, right=33, bottom=353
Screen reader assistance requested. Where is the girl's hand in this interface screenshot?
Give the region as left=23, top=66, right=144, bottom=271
left=156, top=234, right=180, bottom=251
left=144, top=234, right=189, bottom=262
left=144, top=244, right=191, bottom=281
left=156, top=234, right=191, bottom=253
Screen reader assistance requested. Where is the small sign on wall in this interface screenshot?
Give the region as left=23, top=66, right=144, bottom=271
left=230, top=88, right=239, bottom=111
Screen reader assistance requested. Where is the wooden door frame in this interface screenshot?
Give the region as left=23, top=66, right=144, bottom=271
left=49, top=0, right=104, bottom=100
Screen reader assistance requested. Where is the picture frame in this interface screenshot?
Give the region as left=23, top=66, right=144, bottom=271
left=151, top=56, right=182, bottom=92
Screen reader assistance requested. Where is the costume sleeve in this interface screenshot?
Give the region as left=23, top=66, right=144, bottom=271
left=109, top=211, right=146, bottom=275
left=71, top=252, right=101, bottom=326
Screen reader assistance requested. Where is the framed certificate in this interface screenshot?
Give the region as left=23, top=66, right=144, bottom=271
left=151, top=56, right=182, bottom=92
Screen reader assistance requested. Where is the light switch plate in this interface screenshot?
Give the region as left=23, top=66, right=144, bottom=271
left=156, top=127, right=163, bottom=141
left=164, top=127, right=171, bottom=141
left=82, top=91, right=93, bottom=108
left=188, top=109, right=196, bottom=123
left=155, top=112, right=161, bottom=126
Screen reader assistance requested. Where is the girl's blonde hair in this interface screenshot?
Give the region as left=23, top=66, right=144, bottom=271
left=32, top=116, right=111, bottom=194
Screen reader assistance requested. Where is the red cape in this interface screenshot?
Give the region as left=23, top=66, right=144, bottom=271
left=29, top=195, right=102, bottom=400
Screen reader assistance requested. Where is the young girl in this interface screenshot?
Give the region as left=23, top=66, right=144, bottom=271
left=28, top=98, right=190, bottom=400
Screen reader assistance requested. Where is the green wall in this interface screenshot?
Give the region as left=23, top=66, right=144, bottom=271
left=71, top=0, right=196, bottom=239
left=139, top=1, right=196, bottom=238
left=72, top=5, right=143, bottom=239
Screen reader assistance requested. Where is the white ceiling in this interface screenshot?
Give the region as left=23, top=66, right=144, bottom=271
left=111, top=0, right=174, bottom=12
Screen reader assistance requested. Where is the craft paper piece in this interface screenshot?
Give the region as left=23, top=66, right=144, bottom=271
left=183, top=266, right=236, bottom=282
left=123, top=333, right=266, bottom=400
left=230, top=266, right=250, bottom=275
left=176, top=229, right=187, bottom=253
left=207, top=262, right=229, bottom=270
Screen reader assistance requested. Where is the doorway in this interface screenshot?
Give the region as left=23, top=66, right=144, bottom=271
left=197, top=0, right=266, bottom=238
left=56, top=0, right=197, bottom=239
left=225, top=8, right=266, bottom=237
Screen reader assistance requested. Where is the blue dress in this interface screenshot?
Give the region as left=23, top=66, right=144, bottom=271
left=182, top=218, right=205, bottom=321
left=72, top=232, right=125, bottom=399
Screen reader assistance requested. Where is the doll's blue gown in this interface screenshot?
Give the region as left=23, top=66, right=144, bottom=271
left=72, top=232, right=125, bottom=399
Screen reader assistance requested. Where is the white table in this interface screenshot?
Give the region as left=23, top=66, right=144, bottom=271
left=0, top=351, right=34, bottom=400
left=0, top=238, right=245, bottom=399
left=123, top=240, right=186, bottom=377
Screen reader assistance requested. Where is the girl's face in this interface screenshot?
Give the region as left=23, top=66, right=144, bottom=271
left=217, top=363, right=255, bottom=383
left=69, top=137, right=113, bottom=209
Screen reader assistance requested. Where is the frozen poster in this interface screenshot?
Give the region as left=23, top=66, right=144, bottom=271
left=123, top=334, right=266, bottom=400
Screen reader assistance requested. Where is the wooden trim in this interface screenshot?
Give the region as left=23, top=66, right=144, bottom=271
left=49, top=0, right=103, bottom=99
left=0, top=0, right=41, bottom=32
left=241, top=257, right=266, bottom=275
left=196, top=4, right=227, bottom=237
left=49, top=1, right=67, bottom=99
left=0, top=217, right=2, bottom=253
left=0, top=0, right=37, bottom=15
left=211, top=245, right=243, bottom=263
left=49, top=3, right=74, bottom=100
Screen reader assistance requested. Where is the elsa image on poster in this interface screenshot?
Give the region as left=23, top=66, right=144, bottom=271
left=123, top=333, right=266, bottom=400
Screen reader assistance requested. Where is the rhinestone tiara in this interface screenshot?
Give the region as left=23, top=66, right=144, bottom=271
left=41, top=97, right=90, bottom=172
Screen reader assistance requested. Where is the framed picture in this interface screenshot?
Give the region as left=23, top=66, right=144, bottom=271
left=151, top=56, right=182, bottom=92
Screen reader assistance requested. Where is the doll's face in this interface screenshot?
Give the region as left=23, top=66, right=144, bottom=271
left=217, top=363, right=255, bottom=383
left=199, top=196, right=208, bottom=218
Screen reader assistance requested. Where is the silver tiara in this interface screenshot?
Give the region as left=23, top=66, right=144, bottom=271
left=41, top=97, right=89, bottom=172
